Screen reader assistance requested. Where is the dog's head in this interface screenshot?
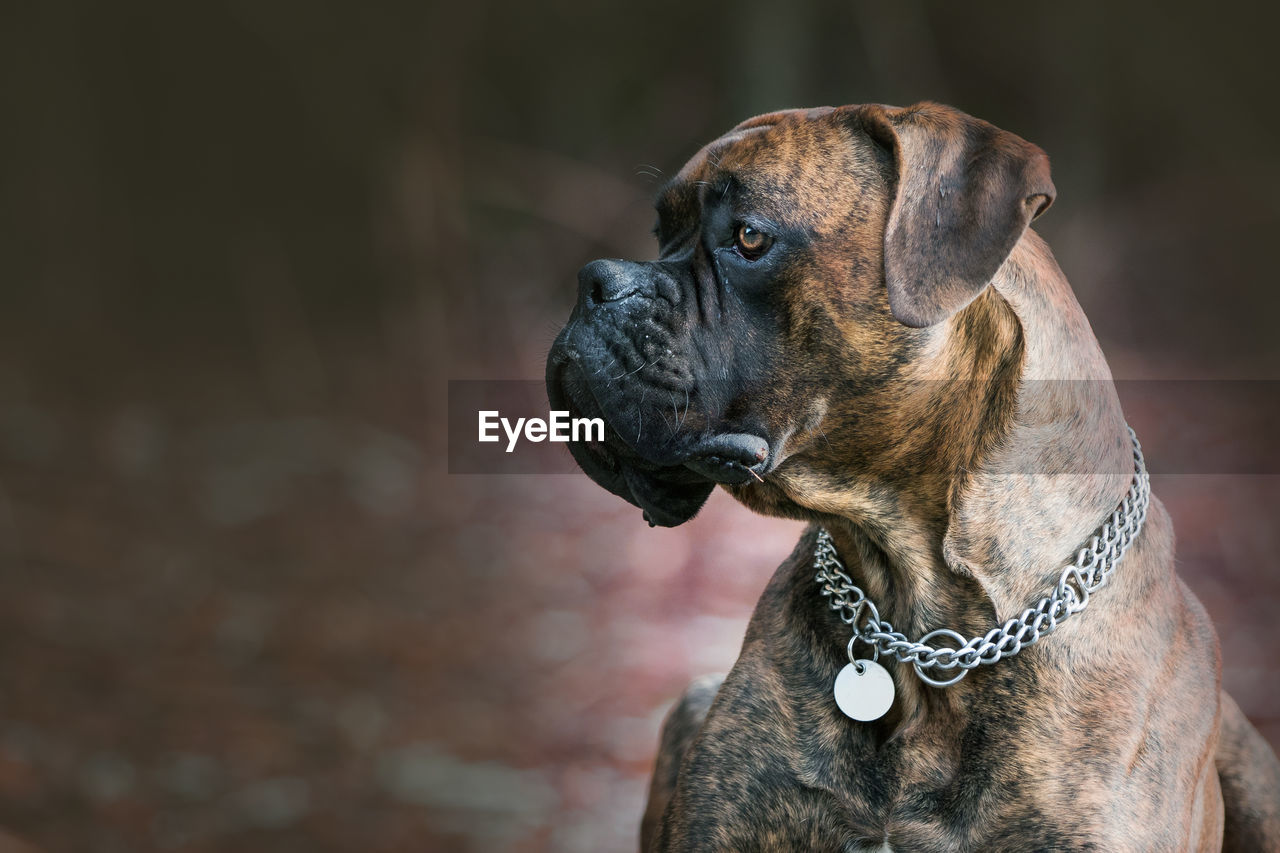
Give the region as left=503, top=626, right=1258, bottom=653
left=546, top=103, right=1054, bottom=526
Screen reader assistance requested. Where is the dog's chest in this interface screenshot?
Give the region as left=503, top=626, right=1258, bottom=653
left=670, top=694, right=1108, bottom=852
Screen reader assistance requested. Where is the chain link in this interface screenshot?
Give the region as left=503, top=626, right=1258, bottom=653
left=814, top=426, right=1150, bottom=687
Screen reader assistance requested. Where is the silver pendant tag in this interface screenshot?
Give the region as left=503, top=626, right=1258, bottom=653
left=833, top=660, right=894, bottom=721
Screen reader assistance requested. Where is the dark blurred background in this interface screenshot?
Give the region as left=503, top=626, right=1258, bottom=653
left=0, top=2, right=1277, bottom=851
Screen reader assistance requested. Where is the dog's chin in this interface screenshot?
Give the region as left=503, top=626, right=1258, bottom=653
left=547, top=364, right=770, bottom=527
left=584, top=447, right=717, bottom=528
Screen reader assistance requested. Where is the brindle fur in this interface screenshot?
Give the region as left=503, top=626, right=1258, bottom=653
left=546, top=103, right=1280, bottom=851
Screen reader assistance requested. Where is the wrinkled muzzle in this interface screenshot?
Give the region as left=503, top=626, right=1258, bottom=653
left=545, top=259, right=770, bottom=527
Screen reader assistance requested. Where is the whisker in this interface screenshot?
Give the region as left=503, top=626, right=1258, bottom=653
left=610, top=360, right=649, bottom=381
left=636, top=387, right=647, bottom=442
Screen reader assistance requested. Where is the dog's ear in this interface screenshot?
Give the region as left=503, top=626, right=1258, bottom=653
left=858, top=103, right=1055, bottom=328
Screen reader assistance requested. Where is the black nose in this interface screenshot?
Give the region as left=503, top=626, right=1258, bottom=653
left=578, top=259, right=640, bottom=306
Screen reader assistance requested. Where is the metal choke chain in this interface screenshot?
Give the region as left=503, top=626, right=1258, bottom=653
left=814, top=426, right=1150, bottom=688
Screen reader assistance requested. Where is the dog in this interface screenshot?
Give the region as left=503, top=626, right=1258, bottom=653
left=545, top=102, right=1280, bottom=851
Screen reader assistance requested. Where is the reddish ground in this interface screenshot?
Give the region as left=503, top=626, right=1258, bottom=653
left=0, top=362, right=1276, bottom=851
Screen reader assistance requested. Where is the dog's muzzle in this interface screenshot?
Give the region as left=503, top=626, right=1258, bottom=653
left=545, top=261, right=771, bottom=526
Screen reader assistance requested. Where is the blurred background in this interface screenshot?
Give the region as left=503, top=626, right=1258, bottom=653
left=1, top=2, right=1278, bottom=850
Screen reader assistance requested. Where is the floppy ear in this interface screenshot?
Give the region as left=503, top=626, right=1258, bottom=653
left=858, top=103, right=1056, bottom=328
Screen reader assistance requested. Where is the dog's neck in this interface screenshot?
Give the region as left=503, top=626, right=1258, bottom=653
left=788, top=233, right=1135, bottom=638
left=947, top=232, right=1134, bottom=612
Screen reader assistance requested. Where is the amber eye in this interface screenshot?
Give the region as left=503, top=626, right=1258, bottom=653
left=733, top=223, right=773, bottom=260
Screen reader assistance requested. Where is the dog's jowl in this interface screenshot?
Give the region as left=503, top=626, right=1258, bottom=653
left=545, top=103, right=1280, bottom=852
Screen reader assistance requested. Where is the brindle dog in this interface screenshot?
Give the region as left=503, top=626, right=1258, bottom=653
left=545, top=103, right=1280, bottom=852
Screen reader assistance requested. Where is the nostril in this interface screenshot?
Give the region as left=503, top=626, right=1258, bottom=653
left=578, top=259, right=642, bottom=307
left=590, top=277, right=637, bottom=304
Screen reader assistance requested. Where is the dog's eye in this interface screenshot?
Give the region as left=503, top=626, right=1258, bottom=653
left=734, top=224, right=773, bottom=260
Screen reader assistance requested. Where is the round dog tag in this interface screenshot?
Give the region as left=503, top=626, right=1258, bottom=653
left=833, top=659, right=894, bottom=721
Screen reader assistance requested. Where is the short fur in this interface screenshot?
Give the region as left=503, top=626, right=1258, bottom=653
left=545, top=102, right=1280, bottom=852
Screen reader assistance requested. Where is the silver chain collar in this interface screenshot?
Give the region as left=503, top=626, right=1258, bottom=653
left=815, top=426, right=1150, bottom=693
